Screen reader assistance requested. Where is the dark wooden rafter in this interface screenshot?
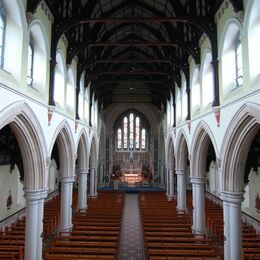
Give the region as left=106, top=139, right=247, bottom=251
left=44, top=0, right=224, bottom=111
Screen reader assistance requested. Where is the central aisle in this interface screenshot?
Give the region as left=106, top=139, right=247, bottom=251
left=118, top=193, right=145, bottom=260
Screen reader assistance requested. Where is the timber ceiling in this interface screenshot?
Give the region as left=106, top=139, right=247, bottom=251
left=27, top=0, right=243, bottom=111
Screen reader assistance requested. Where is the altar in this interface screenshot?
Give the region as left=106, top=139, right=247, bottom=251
left=120, top=160, right=143, bottom=183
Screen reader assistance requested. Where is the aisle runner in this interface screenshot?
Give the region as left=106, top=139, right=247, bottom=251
left=118, top=194, right=145, bottom=260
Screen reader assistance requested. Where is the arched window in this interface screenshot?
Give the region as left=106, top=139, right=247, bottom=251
left=117, top=129, right=122, bottom=149
left=182, top=80, right=187, bottom=120
left=235, top=33, right=243, bottom=86
left=66, top=68, right=75, bottom=110
left=27, top=39, right=34, bottom=86
left=78, top=77, right=84, bottom=119
left=135, top=117, right=140, bottom=149
left=0, top=2, right=6, bottom=67
left=116, top=111, right=148, bottom=151
left=54, top=52, right=65, bottom=106
left=141, top=129, right=146, bottom=149
left=202, top=51, right=214, bottom=107
left=191, top=67, right=200, bottom=113
left=123, top=117, right=128, bottom=149
left=176, top=87, right=182, bottom=121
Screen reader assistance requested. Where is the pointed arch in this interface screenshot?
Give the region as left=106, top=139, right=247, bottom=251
left=166, top=134, right=174, bottom=168
left=220, top=102, right=260, bottom=192
left=176, top=129, right=190, bottom=170
left=49, top=120, right=75, bottom=177
left=0, top=101, right=47, bottom=189
left=190, top=121, right=219, bottom=178
left=89, top=131, right=98, bottom=167
left=76, top=128, right=89, bottom=169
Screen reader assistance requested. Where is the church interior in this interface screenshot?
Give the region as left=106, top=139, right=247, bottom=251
left=0, top=0, right=259, bottom=259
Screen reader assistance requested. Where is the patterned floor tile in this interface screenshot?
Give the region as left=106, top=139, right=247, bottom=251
left=118, top=194, right=146, bottom=260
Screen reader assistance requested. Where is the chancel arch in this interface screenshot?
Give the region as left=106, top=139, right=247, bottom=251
left=112, top=109, right=152, bottom=185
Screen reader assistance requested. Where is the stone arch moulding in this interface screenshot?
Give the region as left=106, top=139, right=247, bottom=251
left=75, top=128, right=89, bottom=170
left=190, top=121, right=219, bottom=178
left=166, top=136, right=174, bottom=168
left=89, top=131, right=98, bottom=168
left=221, top=102, right=260, bottom=192
left=0, top=101, right=48, bottom=190
left=49, top=120, right=75, bottom=178
left=176, top=129, right=190, bottom=170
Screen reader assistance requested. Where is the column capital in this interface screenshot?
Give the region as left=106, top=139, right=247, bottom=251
left=190, top=176, right=206, bottom=184
left=220, top=191, right=244, bottom=204
left=23, top=188, right=48, bottom=201
left=59, top=175, right=75, bottom=183
left=78, top=168, right=89, bottom=175
left=167, top=166, right=174, bottom=171
left=176, top=169, right=187, bottom=175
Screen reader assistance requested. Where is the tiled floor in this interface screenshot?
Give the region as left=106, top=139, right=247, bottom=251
left=118, top=194, right=146, bottom=260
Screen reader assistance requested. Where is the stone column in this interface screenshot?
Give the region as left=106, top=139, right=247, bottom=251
left=24, top=189, right=47, bottom=260
left=59, top=176, right=74, bottom=231
left=90, top=167, right=97, bottom=197
left=168, top=167, right=174, bottom=199
left=190, top=176, right=206, bottom=235
left=77, top=168, right=88, bottom=211
left=176, top=169, right=187, bottom=212
left=221, top=191, right=244, bottom=260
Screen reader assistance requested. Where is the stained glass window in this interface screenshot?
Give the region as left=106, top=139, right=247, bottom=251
left=116, top=112, right=147, bottom=150
left=135, top=117, right=140, bottom=149
left=129, top=113, right=134, bottom=149
left=117, top=129, right=122, bottom=149
left=141, top=128, right=146, bottom=149
left=123, top=117, right=128, bottom=148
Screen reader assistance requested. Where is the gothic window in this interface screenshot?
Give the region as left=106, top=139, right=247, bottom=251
left=141, top=129, right=146, bottom=149
left=135, top=117, right=140, bottom=149
left=123, top=117, right=128, bottom=149
left=129, top=113, right=134, bottom=149
left=117, top=129, right=122, bottom=149
left=27, top=38, right=34, bottom=86
left=116, top=112, right=148, bottom=151
left=0, top=1, right=6, bottom=68
left=235, top=33, right=243, bottom=86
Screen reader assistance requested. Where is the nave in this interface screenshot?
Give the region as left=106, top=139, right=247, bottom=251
left=0, top=190, right=260, bottom=259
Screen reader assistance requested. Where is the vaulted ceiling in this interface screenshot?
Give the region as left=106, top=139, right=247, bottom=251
left=27, top=0, right=243, bottom=111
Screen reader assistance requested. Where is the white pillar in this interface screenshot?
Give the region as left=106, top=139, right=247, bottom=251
left=168, top=167, right=174, bottom=199
left=90, top=167, right=97, bottom=197
left=221, top=191, right=244, bottom=260
left=24, top=189, right=47, bottom=260
left=60, top=176, right=74, bottom=231
left=77, top=168, right=88, bottom=211
left=176, top=169, right=187, bottom=212
left=190, top=176, right=206, bottom=235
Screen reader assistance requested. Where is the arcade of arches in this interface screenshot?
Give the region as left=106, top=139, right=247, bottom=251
left=0, top=0, right=260, bottom=259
